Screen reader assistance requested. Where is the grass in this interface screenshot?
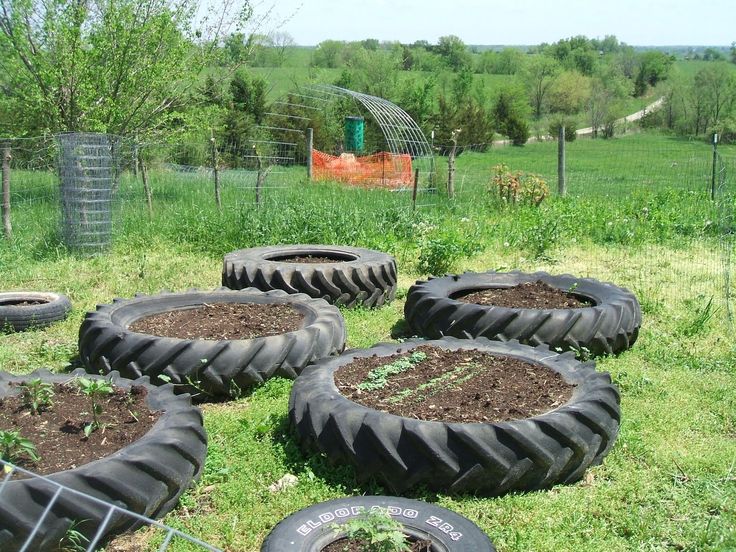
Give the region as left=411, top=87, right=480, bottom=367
left=0, top=132, right=735, bottom=550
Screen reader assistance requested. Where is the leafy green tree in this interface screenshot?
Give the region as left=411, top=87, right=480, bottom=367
left=521, top=55, right=561, bottom=118
left=731, top=42, right=736, bottom=64
left=588, top=66, right=632, bottom=137
left=547, top=70, right=591, bottom=114
left=493, top=85, right=531, bottom=145
left=634, top=51, right=673, bottom=96
left=694, top=63, right=736, bottom=133
left=435, top=35, right=472, bottom=72
left=546, top=35, right=597, bottom=75
left=0, top=0, right=248, bottom=135
left=477, top=48, right=524, bottom=74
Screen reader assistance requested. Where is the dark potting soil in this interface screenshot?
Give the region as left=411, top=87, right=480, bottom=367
left=128, top=302, right=304, bottom=340
left=278, top=255, right=347, bottom=263
left=322, top=536, right=431, bottom=552
left=456, top=280, right=590, bottom=309
left=0, top=300, right=47, bottom=306
left=0, top=382, right=159, bottom=476
left=335, top=346, right=574, bottom=424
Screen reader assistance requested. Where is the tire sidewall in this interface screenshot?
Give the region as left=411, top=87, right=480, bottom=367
left=262, top=496, right=495, bottom=551
left=0, top=291, right=72, bottom=331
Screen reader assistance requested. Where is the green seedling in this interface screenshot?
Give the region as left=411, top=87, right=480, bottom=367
left=19, top=377, right=55, bottom=415
left=0, top=430, right=39, bottom=464
left=358, top=351, right=427, bottom=392
left=76, top=377, right=114, bottom=437
left=332, top=511, right=411, bottom=552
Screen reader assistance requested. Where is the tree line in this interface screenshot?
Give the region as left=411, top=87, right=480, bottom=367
left=0, top=1, right=733, bottom=153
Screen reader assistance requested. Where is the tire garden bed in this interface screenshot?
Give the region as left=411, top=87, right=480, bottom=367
left=405, top=271, right=641, bottom=356
left=290, top=337, right=620, bottom=495
left=0, top=369, right=207, bottom=551
left=79, top=288, right=346, bottom=398
left=261, top=496, right=496, bottom=551
left=0, top=291, right=72, bottom=332
left=222, top=245, right=398, bottom=308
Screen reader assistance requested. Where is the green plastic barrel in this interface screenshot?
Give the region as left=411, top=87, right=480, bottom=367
left=344, top=116, right=364, bottom=153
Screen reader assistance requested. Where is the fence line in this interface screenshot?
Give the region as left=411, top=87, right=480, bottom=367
left=0, top=460, right=221, bottom=552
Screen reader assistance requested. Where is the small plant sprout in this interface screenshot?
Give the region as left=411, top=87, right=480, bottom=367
left=358, top=351, right=427, bottom=392
left=76, top=377, right=114, bottom=437
left=19, top=377, right=55, bottom=414
left=568, top=282, right=579, bottom=293
left=332, top=510, right=411, bottom=552
left=0, top=430, right=39, bottom=463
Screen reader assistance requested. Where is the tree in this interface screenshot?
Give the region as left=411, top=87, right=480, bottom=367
left=635, top=51, right=673, bottom=96
left=0, top=0, right=250, bottom=136
left=493, top=85, right=530, bottom=145
left=521, top=55, right=561, bottom=118
left=435, top=35, right=472, bottom=72
left=731, top=42, right=736, bottom=64
left=694, top=63, right=736, bottom=133
left=547, top=70, right=591, bottom=114
left=587, top=66, right=632, bottom=138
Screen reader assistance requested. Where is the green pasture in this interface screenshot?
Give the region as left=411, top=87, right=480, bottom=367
left=0, top=132, right=735, bottom=551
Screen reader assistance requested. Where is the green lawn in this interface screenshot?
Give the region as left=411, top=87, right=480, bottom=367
left=1, top=132, right=735, bottom=551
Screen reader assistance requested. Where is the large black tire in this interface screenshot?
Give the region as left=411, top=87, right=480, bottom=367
left=0, top=368, right=207, bottom=551
left=222, top=245, right=397, bottom=308
left=261, top=496, right=495, bottom=552
left=79, top=288, right=346, bottom=397
left=404, top=271, right=641, bottom=356
left=290, top=337, right=620, bottom=496
left=0, top=291, right=72, bottom=332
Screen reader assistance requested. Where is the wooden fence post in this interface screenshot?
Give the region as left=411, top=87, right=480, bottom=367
left=412, top=168, right=419, bottom=211
left=210, top=131, right=221, bottom=210
left=2, top=145, right=11, bottom=239
left=557, top=125, right=566, bottom=197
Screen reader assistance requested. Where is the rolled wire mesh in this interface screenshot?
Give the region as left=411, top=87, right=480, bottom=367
left=56, top=133, right=120, bottom=254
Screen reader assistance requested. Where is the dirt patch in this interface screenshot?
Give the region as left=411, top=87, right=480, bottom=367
left=455, top=280, right=591, bottom=309
left=0, top=381, right=159, bottom=476
left=323, top=536, right=431, bottom=552
left=277, top=255, right=348, bottom=263
left=128, top=302, right=304, bottom=340
left=335, top=346, right=574, bottom=423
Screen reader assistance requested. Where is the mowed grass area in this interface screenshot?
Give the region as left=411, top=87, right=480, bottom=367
left=1, top=132, right=735, bottom=551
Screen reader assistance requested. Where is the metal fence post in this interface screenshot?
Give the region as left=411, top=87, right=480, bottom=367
left=558, top=125, right=566, bottom=197
left=711, top=133, right=719, bottom=200
left=306, top=127, right=313, bottom=180
left=2, top=145, right=11, bottom=239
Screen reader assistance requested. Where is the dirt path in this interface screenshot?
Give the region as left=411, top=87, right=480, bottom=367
left=491, top=96, right=665, bottom=146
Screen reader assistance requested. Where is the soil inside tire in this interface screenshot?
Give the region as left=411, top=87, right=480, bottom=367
left=322, top=536, right=432, bottom=551
left=273, top=255, right=349, bottom=264
left=0, top=382, right=159, bottom=476
left=0, top=299, right=48, bottom=306
left=454, top=280, right=591, bottom=309
left=334, top=346, right=574, bottom=423
left=128, top=302, right=304, bottom=340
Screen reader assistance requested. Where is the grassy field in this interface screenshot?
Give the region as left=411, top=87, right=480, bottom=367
left=1, top=132, right=735, bottom=551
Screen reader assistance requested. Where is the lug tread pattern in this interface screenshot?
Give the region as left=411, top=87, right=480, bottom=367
left=289, top=338, right=620, bottom=495
left=222, top=245, right=397, bottom=308
left=404, top=271, right=641, bottom=356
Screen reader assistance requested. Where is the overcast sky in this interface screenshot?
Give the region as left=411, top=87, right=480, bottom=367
left=257, top=0, right=734, bottom=46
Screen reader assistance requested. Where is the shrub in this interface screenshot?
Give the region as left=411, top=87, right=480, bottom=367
left=548, top=118, right=577, bottom=141
left=491, top=164, right=549, bottom=206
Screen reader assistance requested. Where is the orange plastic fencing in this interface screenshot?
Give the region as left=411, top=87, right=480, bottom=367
left=311, top=150, right=413, bottom=189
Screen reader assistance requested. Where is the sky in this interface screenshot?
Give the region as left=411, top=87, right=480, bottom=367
left=255, top=0, right=735, bottom=47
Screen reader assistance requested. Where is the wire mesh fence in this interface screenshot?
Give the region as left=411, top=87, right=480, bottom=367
left=0, top=459, right=221, bottom=552
left=1, top=131, right=734, bottom=320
